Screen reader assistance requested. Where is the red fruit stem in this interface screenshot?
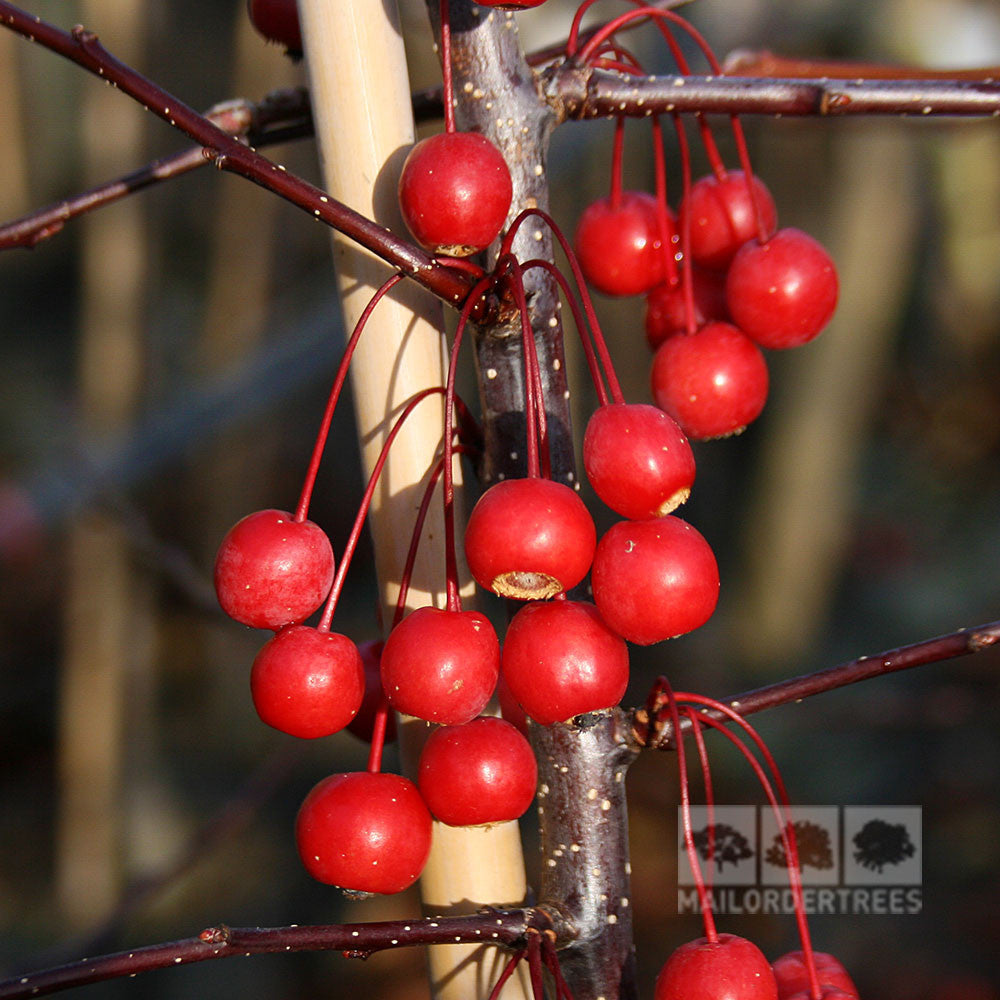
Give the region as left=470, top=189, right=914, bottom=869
left=609, top=116, right=625, bottom=211
left=542, top=934, right=576, bottom=1000
left=677, top=694, right=822, bottom=1000
left=683, top=707, right=716, bottom=896
left=500, top=255, right=549, bottom=479
left=650, top=115, right=679, bottom=287
left=294, top=273, right=405, bottom=523
left=502, top=208, right=625, bottom=405
left=526, top=932, right=545, bottom=1000
left=521, top=258, right=610, bottom=406
left=317, top=387, right=446, bottom=632
left=487, top=948, right=526, bottom=1000
left=366, top=705, right=389, bottom=774
left=444, top=276, right=496, bottom=609
left=657, top=679, right=719, bottom=942
left=439, top=0, right=456, bottom=134
left=672, top=112, right=699, bottom=336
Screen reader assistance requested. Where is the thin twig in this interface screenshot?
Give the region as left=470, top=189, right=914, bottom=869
left=634, top=619, right=1000, bottom=749
left=0, top=909, right=562, bottom=1000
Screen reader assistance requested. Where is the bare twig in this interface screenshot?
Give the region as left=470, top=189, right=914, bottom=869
left=0, top=1, right=474, bottom=305
left=722, top=48, right=1000, bottom=81
left=634, top=619, right=1000, bottom=748
left=548, top=66, right=1000, bottom=119
left=0, top=909, right=562, bottom=1000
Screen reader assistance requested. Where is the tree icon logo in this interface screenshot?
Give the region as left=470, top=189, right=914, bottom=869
left=692, top=823, right=754, bottom=872
left=852, top=818, right=916, bottom=873
left=764, top=819, right=835, bottom=871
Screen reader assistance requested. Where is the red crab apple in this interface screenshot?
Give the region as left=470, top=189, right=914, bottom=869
left=679, top=170, right=778, bottom=271
left=651, top=321, right=769, bottom=440
left=583, top=403, right=695, bottom=520
left=345, top=640, right=397, bottom=744
left=464, top=477, right=596, bottom=600
left=726, top=227, right=839, bottom=349
left=398, top=131, right=513, bottom=256
left=645, top=267, right=729, bottom=350
left=574, top=191, right=672, bottom=296
left=247, top=0, right=302, bottom=54
left=772, top=951, right=859, bottom=999
left=250, top=625, right=365, bottom=739
left=501, top=600, right=629, bottom=725
left=295, top=771, right=432, bottom=895
left=591, top=516, right=719, bottom=645
left=655, top=934, right=779, bottom=1000
left=380, top=606, right=500, bottom=725
left=214, top=509, right=335, bottom=630
left=418, top=717, right=537, bottom=826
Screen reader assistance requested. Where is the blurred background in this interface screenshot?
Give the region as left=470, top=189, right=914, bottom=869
left=1, top=0, right=998, bottom=997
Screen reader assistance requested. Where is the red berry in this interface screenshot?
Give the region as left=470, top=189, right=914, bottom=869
left=464, top=477, right=596, bottom=600
left=726, top=228, right=839, bottom=349
left=496, top=673, right=529, bottom=736
left=398, top=132, right=512, bottom=256
left=583, top=403, right=695, bottom=520
left=680, top=170, right=778, bottom=271
left=501, top=600, right=629, bottom=725
left=574, top=191, right=672, bottom=297
left=250, top=625, right=365, bottom=739
left=591, top=516, right=719, bottom=645
left=246, top=0, right=302, bottom=54
left=380, top=606, right=500, bottom=725
left=655, top=934, right=778, bottom=1000
left=214, top=509, right=336, bottom=630
left=418, top=717, right=537, bottom=826
left=645, top=268, right=729, bottom=350
left=295, top=771, right=432, bottom=894
left=650, top=321, right=769, bottom=440
left=345, top=640, right=397, bottom=745
left=773, top=951, right=858, bottom=999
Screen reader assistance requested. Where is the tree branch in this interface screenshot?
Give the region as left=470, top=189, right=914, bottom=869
left=633, top=618, right=1000, bottom=748
left=547, top=65, right=1000, bottom=119
left=0, top=1, right=474, bottom=306
left=0, top=909, right=565, bottom=1000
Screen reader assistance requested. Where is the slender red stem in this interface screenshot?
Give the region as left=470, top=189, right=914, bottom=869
left=366, top=706, right=389, bottom=774
left=487, top=948, right=526, bottom=1000
left=501, top=208, right=625, bottom=404
left=650, top=115, right=678, bottom=287
left=444, top=276, right=493, bottom=608
left=609, top=116, right=625, bottom=210
left=317, top=387, right=446, bottom=632
left=439, top=0, right=456, bottom=133
left=294, top=274, right=405, bottom=522
left=671, top=113, right=699, bottom=336
left=526, top=933, right=545, bottom=1000
left=682, top=707, right=715, bottom=896
left=655, top=679, right=718, bottom=942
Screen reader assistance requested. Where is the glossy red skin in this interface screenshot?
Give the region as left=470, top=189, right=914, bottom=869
left=726, top=228, right=839, bottom=349
left=398, top=132, right=512, bottom=256
left=575, top=191, right=672, bottom=297
left=680, top=171, right=778, bottom=271
left=655, top=934, right=778, bottom=1000
left=592, top=516, right=719, bottom=645
left=584, top=403, right=695, bottom=520
left=501, top=600, right=629, bottom=725
left=464, top=477, right=596, bottom=599
left=645, top=268, right=729, bottom=350
left=380, top=607, right=500, bottom=725
left=214, top=509, right=335, bottom=630
left=250, top=626, right=364, bottom=739
left=496, top=673, right=530, bottom=736
left=295, top=772, right=432, bottom=894
left=651, top=321, right=769, bottom=440
left=418, top=717, right=537, bottom=826
left=345, top=640, right=397, bottom=744
left=772, top=951, right=859, bottom=999
left=247, top=0, right=302, bottom=53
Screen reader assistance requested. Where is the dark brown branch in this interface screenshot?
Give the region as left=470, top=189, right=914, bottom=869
left=0, top=89, right=311, bottom=250
left=0, top=1, right=474, bottom=306
left=547, top=65, right=1000, bottom=118
left=0, top=909, right=563, bottom=1000
left=633, top=618, right=1000, bottom=749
